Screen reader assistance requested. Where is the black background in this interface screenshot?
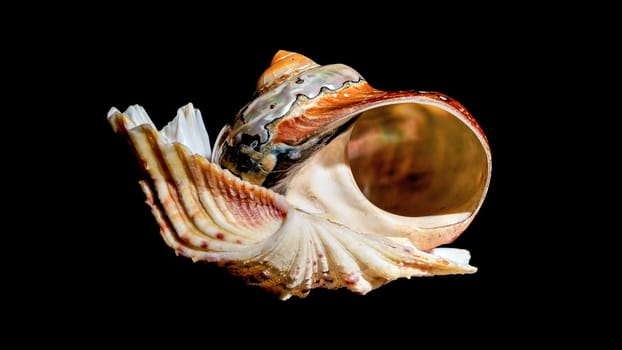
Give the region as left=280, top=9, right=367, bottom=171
left=94, top=44, right=518, bottom=333
left=17, top=12, right=576, bottom=344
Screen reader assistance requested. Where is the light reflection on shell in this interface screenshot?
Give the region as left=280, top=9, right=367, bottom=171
left=108, top=50, right=491, bottom=300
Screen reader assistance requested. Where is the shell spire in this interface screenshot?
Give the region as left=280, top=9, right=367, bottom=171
left=256, top=50, right=319, bottom=95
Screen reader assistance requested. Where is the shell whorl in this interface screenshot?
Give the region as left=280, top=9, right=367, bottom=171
left=256, top=50, right=319, bottom=95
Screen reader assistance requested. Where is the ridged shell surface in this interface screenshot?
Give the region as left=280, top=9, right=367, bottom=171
left=108, top=51, right=490, bottom=299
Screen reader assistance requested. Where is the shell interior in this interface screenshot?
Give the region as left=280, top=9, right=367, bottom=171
left=348, top=103, right=488, bottom=221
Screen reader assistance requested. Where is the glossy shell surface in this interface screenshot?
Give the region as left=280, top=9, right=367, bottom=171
left=108, top=50, right=491, bottom=300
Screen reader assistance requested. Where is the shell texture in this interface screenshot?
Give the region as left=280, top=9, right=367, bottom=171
left=108, top=50, right=491, bottom=300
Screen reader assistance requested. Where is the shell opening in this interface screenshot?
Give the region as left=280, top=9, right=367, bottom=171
left=347, top=103, right=489, bottom=225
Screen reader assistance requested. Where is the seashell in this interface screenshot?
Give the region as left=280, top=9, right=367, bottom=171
left=108, top=50, right=491, bottom=300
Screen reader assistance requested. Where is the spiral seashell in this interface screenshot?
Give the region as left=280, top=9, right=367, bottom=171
left=108, top=51, right=491, bottom=300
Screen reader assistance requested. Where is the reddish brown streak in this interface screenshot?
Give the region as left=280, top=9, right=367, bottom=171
left=273, top=82, right=383, bottom=145
left=272, top=82, right=488, bottom=150
left=203, top=159, right=288, bottom=224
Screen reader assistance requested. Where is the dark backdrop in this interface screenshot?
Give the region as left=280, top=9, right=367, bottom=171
left=93, top=45, right=514, bottom=330
left=24, top=19, right=563, bottom=344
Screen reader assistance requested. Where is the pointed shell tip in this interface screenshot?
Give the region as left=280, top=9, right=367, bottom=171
left=256, top=50, right=319, bottom=93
